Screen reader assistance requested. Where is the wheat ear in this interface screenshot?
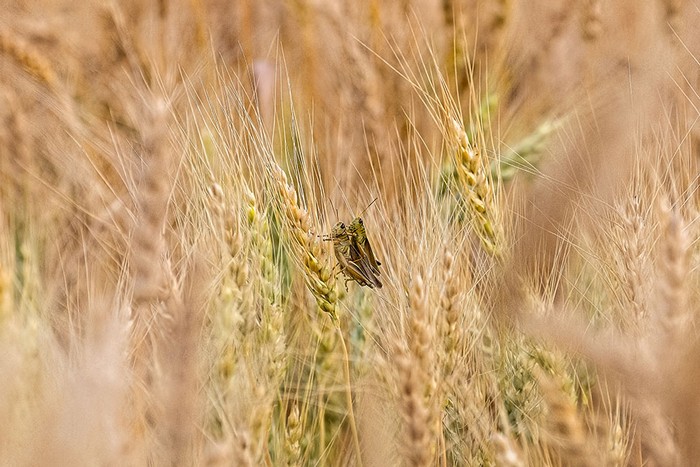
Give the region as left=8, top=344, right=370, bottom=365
left=271, top=165, right=338, bottom=318
left=537, top=370, right=598, bottom=466
left=0, top=29, right=58, bottom=89
left=396, top=345, right=432, bottom=467
left=451, top=118, right=501, bottom=255
left=271, top=164, right=363, bottom=462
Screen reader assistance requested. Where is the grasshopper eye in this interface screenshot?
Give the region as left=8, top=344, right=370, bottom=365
left=339, top=222, right=345, bottom=228
left=358, top=219, right=363, bottom=225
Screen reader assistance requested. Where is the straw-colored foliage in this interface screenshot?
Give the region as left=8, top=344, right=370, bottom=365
left=2, top=0, right=700, bottom=465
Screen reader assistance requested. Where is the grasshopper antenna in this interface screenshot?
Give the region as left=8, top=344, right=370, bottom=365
left=355, top=196, right=379, bottom=218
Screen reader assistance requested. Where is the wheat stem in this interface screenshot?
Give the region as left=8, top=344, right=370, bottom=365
left=337, top=325, right=363, bottom=466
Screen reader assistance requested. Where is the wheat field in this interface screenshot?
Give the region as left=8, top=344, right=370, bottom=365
left=2, top=1, right=700, bottom=465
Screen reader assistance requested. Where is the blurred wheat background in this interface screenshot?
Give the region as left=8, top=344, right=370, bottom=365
left=2, top=0, right=700, bottom=465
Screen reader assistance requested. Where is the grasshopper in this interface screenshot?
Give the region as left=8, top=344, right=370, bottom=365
left=346, top=198, right=382, bottom=276
left=324, top=221, right=382, bottom=289
left=347, top=216, right=382, bottom=276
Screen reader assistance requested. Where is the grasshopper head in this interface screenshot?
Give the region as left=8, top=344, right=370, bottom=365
left=348, top=217, right=366, bottom=241
left=328, top=221, right=346, bottom=239
left=322, top=222, right=345, bottom=241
